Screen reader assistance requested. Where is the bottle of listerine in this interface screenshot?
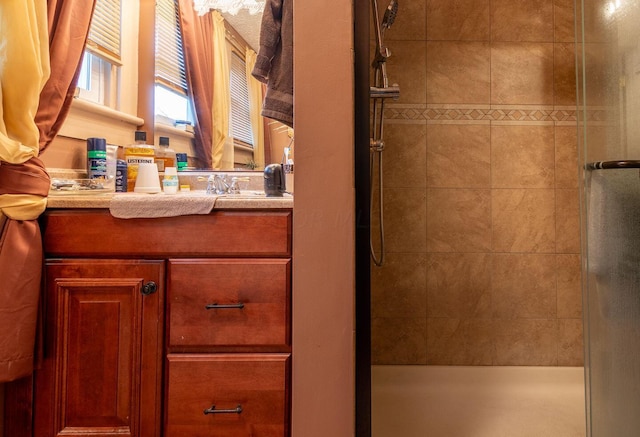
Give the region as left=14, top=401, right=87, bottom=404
left=154, top=136, right=177, bottom=172
left=125, top=131, right=156, bottom=192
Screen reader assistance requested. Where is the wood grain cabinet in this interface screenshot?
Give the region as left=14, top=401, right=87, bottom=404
left=6, top=209, right=292, bottom=437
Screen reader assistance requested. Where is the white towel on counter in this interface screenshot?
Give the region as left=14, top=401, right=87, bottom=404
left=109, top=192, right=218, bottom=219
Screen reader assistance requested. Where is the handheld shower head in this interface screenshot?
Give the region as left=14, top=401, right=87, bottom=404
left=382, top=0, right=398, bottom=30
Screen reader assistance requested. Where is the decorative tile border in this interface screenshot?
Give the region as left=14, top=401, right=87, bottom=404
left=375, top=104, right=610, bottom=125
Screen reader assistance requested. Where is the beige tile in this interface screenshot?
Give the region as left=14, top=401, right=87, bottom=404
left=491, top=43, right=554, bottom=105
left=371, top=317, right=427, bottom=365
left=427, top=42, right=491, bottom=104
left=372, top=0, right=426, bottom=41
left=384, top=40, right=427, bottom=104
left=426, top=0, right=490, bottom=41
left=583, top=43, right=618, bottom=108
left=554, top=0, right=575, bottom=42
left=382, top=188, right=427, bottom=253
left=493, top=319, right=558, bottom=365
left=558, top=318, right=584, bottom=366
left=381, top=123, right=427, bottom=188
left=372, top=253, right=428, bottom=318
left=491, top=125, right=555, bottom=188
left=427, top=189, right=492, bottom=252
left=492, top=253, right=557, bottom=318
left=427, top=124, right=491, bottom=188
left=557, top=254, right=582, bottom=319
left=555, top=43, right=577, bottom=106
left=556, top=189, right=581, bottom=253
left=491, top=0, right=554, bottom=42
left=427, top=318, right=494, bottom=365
left=492, top=189, right=556, bottom=253
left=427, top=253, right=492, bottom=318
left=555, top=125, right=579, bottom=189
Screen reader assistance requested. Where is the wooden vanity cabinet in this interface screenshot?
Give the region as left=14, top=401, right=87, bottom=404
left=14, top=209, right=293, bottom=437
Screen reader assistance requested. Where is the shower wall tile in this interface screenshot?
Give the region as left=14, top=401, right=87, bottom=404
left=378, top=0, right=426, bottom=41
left=491, top=125, right=555, bottom=188
left=558, top=318, right=584, bottom=366
left=493, top=319, right=558, bottom=365
left=491, top=43, right=554, bottom=105
left=384, top=40, right=427, bottom=104
left=555, top=125, right=579, bottom=189
left=557, top=254, right=582, bottom=319
left=372, top=317, right=427, bottom=365
left=383, top=187, right=427, bottom=253
left=491, top=254, right=557, bottom=319
left=372, top=253, right=428, bottom=318
left=426, top=188, right=492, bottom=252
left=554, top=43, right=577, bottom=105
left=492, top=189, right=556, bottom=253
left=426, top=42, right=491, bottom=104
left=554, top=0, right=575, bottom=42
left=382, top=123, right=427, bottom=188
left=425, top=0, right=490, bottom=41
left=491, top=0, right=554, bottom=42
left=426, top=253, right=492, bottom=318
left=426, top=124, right=491, bottom=188
left=426, top=318, right=494, bottom=365
left=556, top=189, right=581, bottom=254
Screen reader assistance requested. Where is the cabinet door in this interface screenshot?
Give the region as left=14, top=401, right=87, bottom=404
left=34, top=260, right=164, bottom=437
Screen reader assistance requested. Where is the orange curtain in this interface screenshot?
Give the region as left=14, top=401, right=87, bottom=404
left=0, top=0, right=95, bottom=382
left=37, top=0, right=97, bottom=151
left=177, top=0, right=214, bottom=167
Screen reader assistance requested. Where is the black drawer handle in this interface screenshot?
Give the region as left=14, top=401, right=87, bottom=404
left=204, top=404, right=243, bottom=415
left=205, top=303, right=245, bottom=310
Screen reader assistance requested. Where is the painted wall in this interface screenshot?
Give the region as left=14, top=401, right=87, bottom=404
left=371, top=0, right=583, bottom=366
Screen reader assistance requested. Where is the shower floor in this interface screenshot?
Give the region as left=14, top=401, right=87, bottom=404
left=372, top=365, right=586, bottom=437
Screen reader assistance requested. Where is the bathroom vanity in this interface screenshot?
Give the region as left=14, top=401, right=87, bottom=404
left=5, top=197, right=293, bottom=437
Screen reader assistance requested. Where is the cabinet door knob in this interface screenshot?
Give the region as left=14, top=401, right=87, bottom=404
left=141, top=281, right=158, bottom=295
left=204, top=404, right=243, bottom=415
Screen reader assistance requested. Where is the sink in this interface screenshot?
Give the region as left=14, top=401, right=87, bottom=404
left=221, top=190, right=267, bottom=197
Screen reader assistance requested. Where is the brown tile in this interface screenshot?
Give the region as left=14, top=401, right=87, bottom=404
left=555, top=125, right=579, bottom=189
left=427, top=253, right=492, bottom=318
left=556, top=189, right=581, bottom=253
left=492, top=189, right=556, bottom=253
left=558, top=318, right=584, bottom=366
left=555, top=43, right=577, bottom=105
left=554, top=0, right=575, bottom=42
left=584, top=124, right=618, bottom=164
left=372, top=253, right=428, bottom=318
left=491, top=0, right=554, bottom=42
left=372, top=0, right=426, bottom=41
left=427, top=42, right=491, bottom=104
left=557, top=254, right=582, bottom=319
left=582, top=43, right=618, bottom=108
left=383, top=40, right=427, bottom=104
left=382, top=123, right=427, bottom=188
left=427, top=189, right=492, bottom=252
left=427, top=318, right=494, bottom=365
left=582, top=0, right=612, bottom=43
left=491, top=125, right=555, bottom=188
left=492, top=253, right=557, bottom=318
left=491, top=43, right=554, bottom=105
left=371, top=317, right=427, bottom=365
left=426, top=0, right=490, bottom=41
left=427, top=124, right=491, bottom=188
left=381, top=188, right=427, bottom=253
left=493, top=319, right=558, bottom=365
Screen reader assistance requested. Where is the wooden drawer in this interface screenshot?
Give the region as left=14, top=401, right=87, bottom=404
left=167, top=259, right=291, bottom=350
left=165, top=354, right=290, bottom=437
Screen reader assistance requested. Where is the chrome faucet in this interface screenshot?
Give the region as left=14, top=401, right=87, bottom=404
left=206, top=174, right=229, bottom=194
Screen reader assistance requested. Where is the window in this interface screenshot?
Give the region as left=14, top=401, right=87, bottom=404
left=77, top=0, right=122, bottom=108
left=229, top=51, right=254, bottom=148
left=155, top=0, right=193, bottom=125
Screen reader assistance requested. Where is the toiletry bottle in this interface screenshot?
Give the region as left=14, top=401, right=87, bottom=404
left=155, top=136, right=176, bottom=172
left=87, top=137, right=107, bottom=181
left=124, top=131, right=155, bottom=192
left=176, top=153, right=188, bottom=171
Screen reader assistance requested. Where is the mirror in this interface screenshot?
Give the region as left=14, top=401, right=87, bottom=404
left=154, top=6, right=292, bottom=171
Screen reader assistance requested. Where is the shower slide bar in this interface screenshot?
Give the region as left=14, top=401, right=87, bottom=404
left=586, top=160, right=640, bottom=170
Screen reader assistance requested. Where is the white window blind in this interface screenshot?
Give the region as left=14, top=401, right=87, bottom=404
left=87, top=0, right=121, bottom=61
left=156, top=0, right=188, bottom=94
left=230, top=51, right=253, bottom=147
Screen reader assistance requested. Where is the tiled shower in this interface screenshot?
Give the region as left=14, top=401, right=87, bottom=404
left=370, top=0, right=583, bottom=367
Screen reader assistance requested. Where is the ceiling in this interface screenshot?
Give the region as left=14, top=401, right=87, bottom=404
left=221, top=9, right=262, bottom=52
